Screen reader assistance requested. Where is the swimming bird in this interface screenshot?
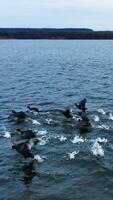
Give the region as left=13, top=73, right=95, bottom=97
left=10, top=110, right=26, bottom=122
left=77, top=119, right=92, bottom=132
left=27, top=105, right=39, bottom=113
left=75, top=98, right=87, bottom=112
left=59, top=109, right=73, bottom=119
left=80, top=111, right=90, bottom=123
left=16, top=128, right=37, bottom=140
left=21, top=161, right=36, bottom=184
left=12, top=142, right=34, bottom=159
left=77, top=112, right=92, bottom=132
left=12, top=128, right=38, bottom=159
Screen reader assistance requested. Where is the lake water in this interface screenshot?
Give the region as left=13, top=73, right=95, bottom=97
left=0, top=40, right=113, bottom=200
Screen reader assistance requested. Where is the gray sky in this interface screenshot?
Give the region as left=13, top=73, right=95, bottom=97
left=0, top=0, right=113, bottom=30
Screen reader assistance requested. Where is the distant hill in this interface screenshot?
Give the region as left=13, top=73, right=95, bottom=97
left=0, top=28, right=113, bottom=39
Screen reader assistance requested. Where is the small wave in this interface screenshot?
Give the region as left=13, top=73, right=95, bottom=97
left=32, top=119, right=41, bottom=125
left=34, top=154, right=47, bottom=162
left=91, top=141, right=104, bottom=157
left=94, top=115, right=100, bottom=122
left=97, top=109, right=106, bottom=115
left=41, top=111, right=50, bottom=115
left=108, top=113, right=113, bottom=120
left=68, top=150, right=79, bottom=159
left=71, top=135, right=85, bottom=144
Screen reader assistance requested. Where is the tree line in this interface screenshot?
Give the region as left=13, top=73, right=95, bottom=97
left=0, top=28, right=113, bottom=39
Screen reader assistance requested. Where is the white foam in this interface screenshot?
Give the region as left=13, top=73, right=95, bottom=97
left=68, top=150, right=79, bottom=159
left=94, top=115, right=100, bottom=122
left=32, top=119, right=41, bottom=125
left=41, top=111, right=50, bottom=115
left=52, top=135, right=58, bottom=139
left=38, top=130, right=47, bottom=135
left=98, top=124, right=110, bottom=130
left=91, top=137, right=108, bottom=143
left=96, top=137, right=107, bottom=143
left=38, top=138, right=47, bottom=145
left=91, top=141, right=104, bottom=157
left=45, top=118, right=53, bottom=124
left=109, top=113, right=113, bottom=120
left=59, top=135, right=67, bottom=142
left=97, top=109, right=106, bottom=115
left=34, top=154, right=47, bottom=162
left=3, top=131, right=11, bottom=138
left=71, top=135, right=85, bottom=144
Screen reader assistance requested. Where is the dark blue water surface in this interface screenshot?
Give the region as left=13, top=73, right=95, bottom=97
left=0, top=40, right=113, bottom=200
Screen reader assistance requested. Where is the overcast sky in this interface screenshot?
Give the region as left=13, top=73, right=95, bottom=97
left=0, top=0, right=113, bottom=30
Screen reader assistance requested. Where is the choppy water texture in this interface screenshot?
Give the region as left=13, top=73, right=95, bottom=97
left=0, top=40, right=113, bottom=200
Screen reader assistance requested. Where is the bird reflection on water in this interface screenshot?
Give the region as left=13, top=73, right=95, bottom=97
left=20, top=161, right=37, bottom=185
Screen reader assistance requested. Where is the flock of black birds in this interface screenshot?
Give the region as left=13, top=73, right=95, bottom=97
left=8, top=98, right=92, bottom=161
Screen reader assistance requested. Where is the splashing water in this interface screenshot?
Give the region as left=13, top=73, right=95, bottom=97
left=97, top=109, right=106, bottom=115
left=98, top=124, right=110, bottom=130
left=91, top=141, right=104, bottom=157
left=38, top=137, right=48, bottom=146
left=96, top=137, right=107, bottom=143
left=3, top=131, right=11, bottom=138
left=0, top=126, right=11, bottom=138
left=34, top=154, right=47, bottom=163
left=45, top=118, right=53, bottom=124
left=32, top=119, right=41, bottom=125
left=108, top=113, right=113, bottom=120
left=38, top=130, right=47, bottom=136
left=59, top=135, right=67, bottom=142
left=68, top=150, right=79, bottom=159
left=91, top=137, right=108, bottom=144
left=94, top=115, right=100, bottom=122
left=71, top=135, right=85, bottom=144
